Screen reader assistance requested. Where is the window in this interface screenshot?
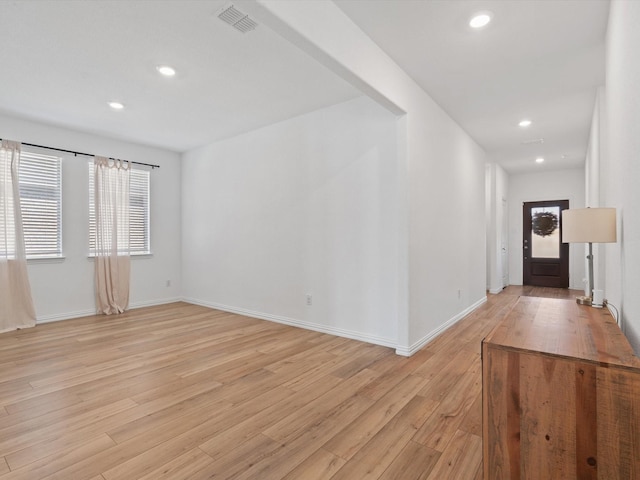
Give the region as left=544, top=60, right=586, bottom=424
left=89, top=163, right=150, bottom=255
left=19, top=151, right=63, bottom=259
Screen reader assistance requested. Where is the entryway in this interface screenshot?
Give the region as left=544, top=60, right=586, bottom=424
left=522, top=200, right=569, bottom=288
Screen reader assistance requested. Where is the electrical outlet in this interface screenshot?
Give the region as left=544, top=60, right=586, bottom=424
left=457, top=289, right=462, bottom=299
left=166, top=280, right=171, bottom=287
left=306, top=294, right=312, bottom=306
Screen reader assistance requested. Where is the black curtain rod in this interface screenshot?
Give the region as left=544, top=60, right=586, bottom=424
left=2, top=139, right=160, bottom=169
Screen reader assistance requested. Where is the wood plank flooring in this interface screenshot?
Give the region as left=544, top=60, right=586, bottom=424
left=0, top=286, right=577, bottom=479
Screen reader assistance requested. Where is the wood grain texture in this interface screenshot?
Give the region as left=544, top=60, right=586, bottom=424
left=281, top=448, right=346, bottom=480
left=427, top=429, right=483, bottom=479
left=0, top=287, right=572, bottom=479
left=377, top=440, right=440, bottom=480
left=575, top=363, right=598, bottom=480
left=484, top=296, right=640, bottom=368
left=483, top=296, right=640, bottom=479
left=482, top=346, right=512, bottom=480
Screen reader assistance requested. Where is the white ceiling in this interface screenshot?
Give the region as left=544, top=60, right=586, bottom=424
left=0, top=1, right=609, bottom=174
left=335, top=0, right=609, bottom=173
left=0, top=0, right=360, bottom=152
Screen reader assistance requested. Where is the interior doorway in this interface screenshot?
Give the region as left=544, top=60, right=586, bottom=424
left=522, top=200, right=569, bottom=287
left=501, top=198, right=508, bottom=288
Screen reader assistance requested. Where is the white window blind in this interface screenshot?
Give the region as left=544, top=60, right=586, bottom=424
left=89, top=163, right=150, bottom=255
left=19, top=151, right=63, bottom=258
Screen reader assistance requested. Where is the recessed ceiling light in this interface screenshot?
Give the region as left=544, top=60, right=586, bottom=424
left=156, top=65, right=176, bottom=77
left=469, top=11, right=493, bottom=29
left=108, top=101, right=124, bottom=110
left=536, top=157, right=545, bottom=164
left=519, top=119, right=532, bottom=127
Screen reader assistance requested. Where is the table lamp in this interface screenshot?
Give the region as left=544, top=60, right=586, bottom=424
left=562, top=207, right=616, bottom=306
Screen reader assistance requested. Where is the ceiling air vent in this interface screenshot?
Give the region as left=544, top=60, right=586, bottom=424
left=521, top=138, right=545, bottom=145
left=218, top=4, right=258, bottom=33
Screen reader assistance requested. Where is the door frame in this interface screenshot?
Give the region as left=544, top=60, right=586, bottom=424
left=522, top=199, right=569, bottom=288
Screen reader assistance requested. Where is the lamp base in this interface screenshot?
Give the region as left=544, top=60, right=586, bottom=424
left=576, top=296, right=592, bottom=306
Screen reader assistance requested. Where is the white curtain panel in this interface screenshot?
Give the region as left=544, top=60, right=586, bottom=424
left=0, top=140, right=36, bottom=332
left=94, top=156, right=130, bottom=315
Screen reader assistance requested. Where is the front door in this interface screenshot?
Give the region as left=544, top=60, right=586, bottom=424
left=523, top=200, right=569, bottom=287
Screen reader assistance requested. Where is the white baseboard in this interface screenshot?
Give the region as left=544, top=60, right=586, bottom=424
left=37, top=308, right=96, bottom=324
left=489, top=287, right=504, bottom=294
left=34, top=295, right=487, bottom=359
left=130, top=296, right=183, bottom=309
left=36, top=296, right=183, bottom=324
left=182, top=297, right=398, bottom=350
left=395, top=295, right=488, bottom=357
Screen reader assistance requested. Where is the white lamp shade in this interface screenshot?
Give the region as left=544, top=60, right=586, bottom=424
left=562, top=208, right=617, bottom=243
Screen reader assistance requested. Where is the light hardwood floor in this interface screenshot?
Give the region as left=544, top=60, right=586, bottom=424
left=0, top=286, right=577, bottom=480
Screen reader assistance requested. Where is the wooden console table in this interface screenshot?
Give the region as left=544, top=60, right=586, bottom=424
left=482, top=296, right=640, bottom=479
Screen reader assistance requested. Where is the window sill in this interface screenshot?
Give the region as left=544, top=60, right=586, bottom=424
left=27, top=256, right=66, bottom=264
left=87, top=253, right=153, bottom=260
left=132, top=253, right=153, bottom=259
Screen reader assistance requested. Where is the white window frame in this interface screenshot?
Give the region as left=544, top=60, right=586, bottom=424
left=19, top=150, right=63, bottom=259
left=88, top=162, right=151, bottom=256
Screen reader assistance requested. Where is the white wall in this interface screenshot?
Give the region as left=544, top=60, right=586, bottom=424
left=508, top=168, right=585, bottom=289
left=245, top=0, right=487, bottom=355
left=182, top=96, right=400, bottom=346
left=486, top=163, right=509, bottom=293
left=405, top=102, right=486, bottom=354
left=585, top=87, right=604, bottom=208
left=497, top=166, right=509, bottom=289
left=0, top=114, right=182, bottom=321
left=585, top=87, right=607, bottom=296
left=2, top=1, right=488, bottom=354
left=600, top=0, right=640, bottom=353
left=485, top=165, right=493, bottom=290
